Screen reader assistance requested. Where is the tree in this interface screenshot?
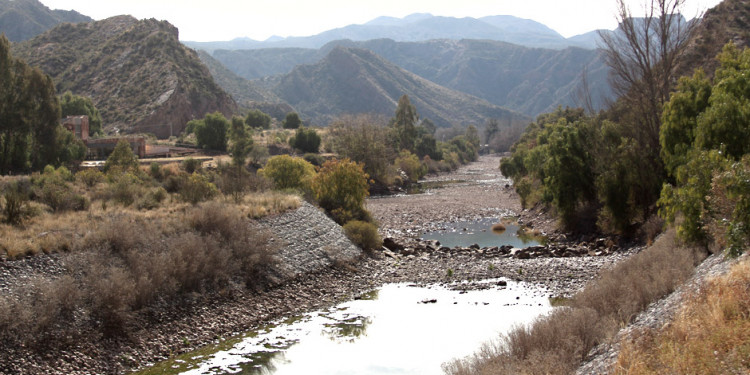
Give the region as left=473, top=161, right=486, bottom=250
left=289, top=126, right=321, bottom=153
left=60, top=91, right=103, bottom=136
left=193, top=112, right=229, bottom=151
left=227, top=116, right=253, bottom=202
left=104, top=139, right=139, bottom=173
left=328, top=114, right=395, bottom=185
left=599, top=0, right=700, bottom=161
left=391, top=94, right=419, bottom=153
left=0, top=34, right=76, bottom=174
left=282, top=112, right=302, bottom=129
left=312, top=158, right=371, bottom=224
left=258, top=155, right=316, bottom=192
left=484, top=118, right=500, bottom=144
left=246, top=109, right=271, bottom=130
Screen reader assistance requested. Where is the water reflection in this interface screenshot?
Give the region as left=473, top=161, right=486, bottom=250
left=136, top=281, right=551, bottom=375
left=421, top=217, right=546, bottom=249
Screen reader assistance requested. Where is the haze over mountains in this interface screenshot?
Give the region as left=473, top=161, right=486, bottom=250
left=0, top=0, right=91, bottom=41
left=184, top=13, right=604, bottom=51
left=16, top=0, right=730, bottom=137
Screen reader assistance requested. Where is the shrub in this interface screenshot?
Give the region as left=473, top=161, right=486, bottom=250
left=343, top=220, right=382, bottom=252
left=181, top=157, right=202, bottom=174
left=282, top=112, right=302, bottom=129
left=106, top=172, right=144, bottom=207
left=258, top=155, right=316, bottom=192
left=148, top=162, right=163, bottom=181
left=303, top=153, right=325, bottom=167
left=34, top=167, right=89, bottom=212
left=395, top=150, right=426, bottom=182
left=289, top=126, right=321, bottom=153
left=2, top=181, right=31, bottom=225
left=312, top=158, right=371, bottom=224
left=76, top=168, right=105, bottom=187
left=104, top=139, right=139, bottom=173
left=179, top=173, right=218, bottom=204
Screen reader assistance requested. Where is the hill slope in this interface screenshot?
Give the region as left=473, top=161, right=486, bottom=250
left=13, top=16, right=236, bottom=138
left=269, top=46, right=530, bottom=127
left=0, top=0, right=91, bottom=42
left=209, top=39, right=612, bottom=117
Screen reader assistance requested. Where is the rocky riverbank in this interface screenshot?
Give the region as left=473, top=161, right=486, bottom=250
left=0, top=155, right=641, bottom=374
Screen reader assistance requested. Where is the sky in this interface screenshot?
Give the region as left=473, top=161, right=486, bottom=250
left=39, top=0, right=723, bottom=42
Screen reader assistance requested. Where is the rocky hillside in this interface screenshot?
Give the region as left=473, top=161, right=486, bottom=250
left=13, top=16, right=236, bottom=138
left=211, top=38, right=611, bottom=117
left=268, top=46, right=530, bottom=127
left=0, top=0, right=91, bottom=42
left=678, top=0, right=750, bottom=78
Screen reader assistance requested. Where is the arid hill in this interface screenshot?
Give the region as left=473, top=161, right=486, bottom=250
left=0, top=0, right=91, bottom=42
left=13, top=16, right=236, bottom=138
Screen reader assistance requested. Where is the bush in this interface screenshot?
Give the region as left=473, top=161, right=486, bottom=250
left=258, top=155, right=316, bottom=192
left=76, top=168, right=105, bottom=187
left=343, top=220, right=382, bottom=252
left=289, top=126, right=321, bottom=153
left=312, top=158, right=371, bottom=224
left=106, top=172, right=144, bottom=207
left=34, top=166, right=89, bottom=212
left=104, top=139, right=139, bottom=173
left=181, top=157, right=202, bottom=174
left=2, top=181, right=31, bottom=225
left=282, top=112, right=302, bottom=129
left=395, top=150, right=426, bottom=182
left=179, top=173, right=218, bottom=204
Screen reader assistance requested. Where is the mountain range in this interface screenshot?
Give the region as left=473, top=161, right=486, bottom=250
left=0, top=0, right=91, bottom=41
left=185, top=13, right=604, bottom=51
left=208, top=38, right=612, bottom=117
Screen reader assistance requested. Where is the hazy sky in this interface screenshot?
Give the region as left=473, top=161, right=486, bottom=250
left=39, top=0, right=722, bottom=42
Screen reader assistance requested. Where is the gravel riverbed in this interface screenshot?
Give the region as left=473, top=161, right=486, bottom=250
left=0, top=155, right=641, bottom=374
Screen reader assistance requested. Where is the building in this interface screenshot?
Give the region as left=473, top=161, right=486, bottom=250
left=61, top=116, right=89, bottom=142
left=61, top=115, right=145, bottom=159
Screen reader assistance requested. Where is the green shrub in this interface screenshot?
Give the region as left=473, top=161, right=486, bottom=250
left=2, top=181, right=31, bottom=225
left=181, top=158, right=201, bottom=174
left=179, top=173, right=218, bottom=204
left=303, top=153, right=325, bottom=167
left=259, top=155, right=316, bottom=192
left=312, top=158, right=371, bottom=224
left=289, top=126, right=321, bottom=153
left=343, top=220, right=382, bottom=252
left=34, top=166, right=89, bottom=212
left=149, top=162, right=163, bottom=181
left=104, top=140, right=139, bottom=173
left=76, top=168, right=105, bottom=188
left=107, top=172, right=143, bottom=207
left=395, top=150, right=426, bottom=182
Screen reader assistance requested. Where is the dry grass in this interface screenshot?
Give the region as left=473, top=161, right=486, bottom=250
left=241, top=191, right=301, bottom=219
left=615, top=258, right=750, bottom=375
left=445, top=229, right=705, bottom=375
left=0, top=201, right=278, bottom=346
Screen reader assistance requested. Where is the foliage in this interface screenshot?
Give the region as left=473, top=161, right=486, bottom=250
left=343, top=220, right=382, bottom=252
left=282, top=112, right=302, bottom=129
left=289, top=126, right=321, bottom=154
left=395, top=150, right=426, bottom=182
left=59, top=91, right=102, bottom=136
left=658, top=43, right=750, bottom=252
left=179, top=173, right=219, bottom=205
left=75, top=168, right=105, bottom=188
left=229, top=116, right=253, bottom=167
left=191, top=112, right=229, bottom=151
left=258, top=155, right=316, bottom=192
left=312, top=158, right=371, bottom=224
left=0, top=34, right=79, bottom=174
left=181, top=157, right=201, bottom=174
left=327, top=114, right=395, bottom=185
left=245, top=109, right=271, bottom=129
left=390, top=94, right=419, bottom=153
left=33, top=165, right=89, bottom=212
left=2, top=181, right=31, bottom=225
left=103, top=139, right=139, bottom=173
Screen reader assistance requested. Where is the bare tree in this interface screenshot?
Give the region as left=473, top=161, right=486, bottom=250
left=599, top=0, right=701, bottom=153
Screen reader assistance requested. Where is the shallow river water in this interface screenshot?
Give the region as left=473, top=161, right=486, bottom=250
left=138, top=280, right=552, bottom=375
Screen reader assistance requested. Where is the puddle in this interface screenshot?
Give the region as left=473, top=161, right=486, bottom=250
left=421, top=217, right=546, bottom=248
left=135, top=281, right=551, bottom=375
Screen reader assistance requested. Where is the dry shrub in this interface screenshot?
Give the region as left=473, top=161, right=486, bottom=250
left=343, top=220, right=382, bottom=252
left=242, top=191, right=300, bottom=219
left=615, top=258, right=750, bottom=374
left=446, top=229, right=706, bottom=375
left=573, top=229, right=703, bottom=325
